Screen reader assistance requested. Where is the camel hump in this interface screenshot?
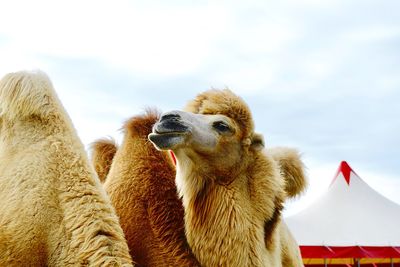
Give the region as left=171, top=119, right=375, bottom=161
left=0, top=70, right=60, bottom=120
left=268, top=147, right=307, bottom=198
left=90, top=138, right=118, bottom=183
left=123, top=108, right=161, bottom=137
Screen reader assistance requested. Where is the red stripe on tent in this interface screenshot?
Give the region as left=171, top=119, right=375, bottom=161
left=300, top=246, right=400, bottom=259
left=331, top=161, right=355, bottom=186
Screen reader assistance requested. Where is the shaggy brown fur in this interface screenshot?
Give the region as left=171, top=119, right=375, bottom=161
left=92, top=110, right=200, bottom=267
left=0, top=71, right=133, bottom=266
left=149, top=89, right=306, bottom=266
left=91, top=138, right=118, bottom=183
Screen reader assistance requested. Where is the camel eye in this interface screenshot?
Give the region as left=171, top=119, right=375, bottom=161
left=213, top=121, right=231, bottom=133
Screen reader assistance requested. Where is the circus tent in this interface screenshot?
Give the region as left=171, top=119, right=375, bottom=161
left=286, top=161, right=400, bottom=266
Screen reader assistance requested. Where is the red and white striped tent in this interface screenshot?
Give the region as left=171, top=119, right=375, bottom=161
left=286, top=161, right=400, bottom=266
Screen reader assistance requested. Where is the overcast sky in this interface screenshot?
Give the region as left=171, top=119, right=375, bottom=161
left=1, top=0, right=399, bottom=214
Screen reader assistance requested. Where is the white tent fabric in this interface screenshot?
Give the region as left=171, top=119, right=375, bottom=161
left=286, top=161, right=400, bottom=247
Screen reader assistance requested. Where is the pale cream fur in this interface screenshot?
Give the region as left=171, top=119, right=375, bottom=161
left=150, top=89, right=305, bottom=267
left=269, top=147, right=307, bottom=198
left=0, top=71, right=133, bottom=266
left=175, top=151, right=286, bottom=266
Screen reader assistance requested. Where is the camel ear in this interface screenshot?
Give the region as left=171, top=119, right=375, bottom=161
left=269, top=147, right=307, bottom=198
left=250, top=132, right=265, bottom=151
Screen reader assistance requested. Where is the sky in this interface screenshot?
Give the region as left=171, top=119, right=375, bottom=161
left=1, top=0, right=399, bottom=215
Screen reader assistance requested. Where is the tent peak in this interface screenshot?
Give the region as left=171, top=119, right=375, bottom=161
left=333, top=161, right=356, bottom=186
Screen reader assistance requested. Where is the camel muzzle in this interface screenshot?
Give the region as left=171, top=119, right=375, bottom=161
left=154, top=111, right=189, bottom=134
left=148, top=111, right=190, bottom=150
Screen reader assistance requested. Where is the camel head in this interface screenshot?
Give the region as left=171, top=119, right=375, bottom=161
left=149, top=89, right=264, bottom=186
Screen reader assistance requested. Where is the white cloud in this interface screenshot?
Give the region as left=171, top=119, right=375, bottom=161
left=210, top=64, right=277, bottom=95
left=0, top=43, right=49, bottom=78
left=0, top=0, right=230, bottom=76
left=345, top=26, right=400, bottom=43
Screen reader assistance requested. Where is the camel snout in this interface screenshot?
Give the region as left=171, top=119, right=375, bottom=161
left=159, top=111, right=182, bottom=123
left=155, top=111, right=189, bottom=134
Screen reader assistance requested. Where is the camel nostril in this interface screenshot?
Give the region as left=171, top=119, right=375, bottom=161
left=160, top=113, right=181, bottom=122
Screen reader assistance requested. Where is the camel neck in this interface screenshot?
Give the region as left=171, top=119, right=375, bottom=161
left=177, top=172, right=271, bottom=266
left=174, top=152, right=283, bottom=267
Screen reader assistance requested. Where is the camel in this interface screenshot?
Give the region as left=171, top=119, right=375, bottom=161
left=0, top=71, right=133, bottom=266
left=91, top=110, right=200, bottom=267
left=149, top=89, right=306, bottom=267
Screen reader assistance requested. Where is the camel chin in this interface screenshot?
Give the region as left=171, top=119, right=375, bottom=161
left=148, top=132, right=186, bottom=150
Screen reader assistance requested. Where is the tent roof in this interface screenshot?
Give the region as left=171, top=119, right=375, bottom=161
left=286, top=161, right=400, bottom=247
